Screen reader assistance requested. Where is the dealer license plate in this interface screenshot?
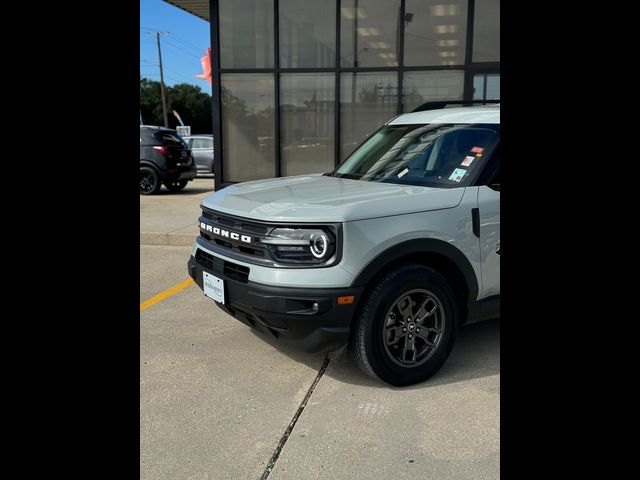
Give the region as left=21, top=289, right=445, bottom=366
left=203, top=271, right=225, bottom=304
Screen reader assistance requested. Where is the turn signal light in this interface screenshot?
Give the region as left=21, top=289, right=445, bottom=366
left=337, top=295, right=354, bottom=305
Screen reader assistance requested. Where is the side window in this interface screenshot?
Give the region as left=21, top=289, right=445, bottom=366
left=204, top=138, right=214, bottom=149
left=156, top=132, right=184, bottom=146
left=192, top=138, right=205, bottom=149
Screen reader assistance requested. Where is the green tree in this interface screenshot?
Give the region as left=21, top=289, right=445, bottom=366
left=140, top=77, right=165, bottom=126
left=140, top=77, right=213, bottom=133
left=167, top=83, right=213, bottom=133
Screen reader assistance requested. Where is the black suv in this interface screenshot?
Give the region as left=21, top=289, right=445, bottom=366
left=140, top=126, right=197, bottom=195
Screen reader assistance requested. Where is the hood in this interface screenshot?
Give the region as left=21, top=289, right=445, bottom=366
left=201, top=175, right=465, bottom=223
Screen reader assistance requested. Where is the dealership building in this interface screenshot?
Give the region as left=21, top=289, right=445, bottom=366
left=165, top=0, right=499, bottom=189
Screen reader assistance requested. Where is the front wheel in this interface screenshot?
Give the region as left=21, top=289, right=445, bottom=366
left=163, top=179, right=188, bottom=192
left=350, top=264, right=458, bottom=386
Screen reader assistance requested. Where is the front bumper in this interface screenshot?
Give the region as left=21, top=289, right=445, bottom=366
left=188, top=254, right=363, bottom=353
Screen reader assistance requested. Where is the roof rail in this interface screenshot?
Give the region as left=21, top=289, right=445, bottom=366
left=411, top=99, right=499, bottom=113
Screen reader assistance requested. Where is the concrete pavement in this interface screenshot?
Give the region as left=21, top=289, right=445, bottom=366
left=140, top=244, right=500, bottom=479
left=140, top=177, right=215, bottom=246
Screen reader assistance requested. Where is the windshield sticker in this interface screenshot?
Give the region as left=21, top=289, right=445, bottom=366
left=449, top=168, right=467, bottom=182
left=471, top=146, right=485, bottom=154
left=397, top=168, right=409, bottom=177
left=461, top=156, right=475, bottom=166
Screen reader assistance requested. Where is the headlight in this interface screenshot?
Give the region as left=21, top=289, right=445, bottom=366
left=261, top=227, right=337, bottom=265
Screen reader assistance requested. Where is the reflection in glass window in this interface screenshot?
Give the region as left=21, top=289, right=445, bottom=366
left=280, top=74, right=335, bottom=176
left=340, top=0, right=401, bottom=68
left=402, top=71, right=464, bottom=112
left=340, top=72, right=398, bottom=160
left=473, top=0, right=500, bottom=62
left=404, top=0, right=468, bottom=66
left=221, top=74, right=275, bottom=182
left=486, top=74, right=500, bottom=100
left=334, top=123, right=499, bottom=188
left=280, top=0, right=336, bottom=68
left=219, top=0, right=274, bottom=68
left=473, top=75, right=485, bottom=100
left=473, top=73, right=500, bottom=101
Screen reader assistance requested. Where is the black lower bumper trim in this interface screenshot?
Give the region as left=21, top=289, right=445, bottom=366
left=160, top=166, right=197, bottom=182
left=188, top=255, right=362, bottom=353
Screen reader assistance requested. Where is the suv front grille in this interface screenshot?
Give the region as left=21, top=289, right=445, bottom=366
left=195, top=249, right=250, bottom=283
left=199, top=208, right=270, bottom=262
left=195, top=249, right=214, bottom=270
left=223, top=261, right=249, bottom=283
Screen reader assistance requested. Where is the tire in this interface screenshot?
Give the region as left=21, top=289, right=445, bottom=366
left=350, top=263, right=458, bottom=386
left=163, top=179, right=188, bottom=192
left=140, top=166, right=161, bottom=195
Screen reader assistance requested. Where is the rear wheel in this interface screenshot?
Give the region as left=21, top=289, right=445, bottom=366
left=140, top=166, right=160, bottom=195
left=163, top=179, right=188, bottom=192
left=350, top=264, right=458, bottom=386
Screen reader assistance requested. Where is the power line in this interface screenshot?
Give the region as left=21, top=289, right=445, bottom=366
left=140, top=73, right=186, bottom=84
left=160, top=43, right=202, bottom=69
left=163, top=66, right=197, bottom=83
left=162, top=40, right=202, bottom=63
left=141, top=36, right=203, bottom=72
left=168, top=32, right=204, bottom=54
left=141, top=28, right=205, bottom=52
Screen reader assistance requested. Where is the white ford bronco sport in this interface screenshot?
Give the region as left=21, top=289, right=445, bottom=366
left=188, top=104, right=500, bottom=386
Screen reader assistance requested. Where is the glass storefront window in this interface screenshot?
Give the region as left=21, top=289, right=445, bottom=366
left=221, top=74, right=275, bottom=182
left=340, top=0, right=401, bottom=68
left=402, top=71, right=464, bottom=112
left=280, top=74, right=335, bottom=176
left=340, top=72, right=398, bottom=160
left=473, top=0, right=500, bottom=62
left=279, top=0, right=336, bottom=68
left=473, top=73, right=500, bottom=101
left=404, top=0, right=468, bottom=66
left=219, top=0, right=274, bottom=68
left=214, top=0, right=499, bottom=184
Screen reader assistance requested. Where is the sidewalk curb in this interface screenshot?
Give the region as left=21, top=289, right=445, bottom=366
left=141, top=232, right=196, bottom=246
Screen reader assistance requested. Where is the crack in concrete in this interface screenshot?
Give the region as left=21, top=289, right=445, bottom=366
left=260, top=357, right=330, bottom=480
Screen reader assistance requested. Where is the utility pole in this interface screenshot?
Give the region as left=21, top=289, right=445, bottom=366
left=147, top=31, right=170, bottom=127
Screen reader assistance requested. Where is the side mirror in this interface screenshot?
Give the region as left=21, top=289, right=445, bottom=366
left=490, top=183, right=500, bottom=192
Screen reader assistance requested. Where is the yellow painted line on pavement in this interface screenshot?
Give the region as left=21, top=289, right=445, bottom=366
left=140, top=278, right=194, bottom=312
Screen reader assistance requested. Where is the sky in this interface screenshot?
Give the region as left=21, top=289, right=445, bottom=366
left=140, top=0, right=211, bottom=92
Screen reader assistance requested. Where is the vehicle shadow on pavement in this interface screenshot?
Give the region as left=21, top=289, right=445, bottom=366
left=155, top=186, right=215, bottom=196
left=251, top=318, right=500, bottom=389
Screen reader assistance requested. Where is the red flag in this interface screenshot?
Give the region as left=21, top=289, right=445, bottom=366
left=196, top=48, right=212, bottom=86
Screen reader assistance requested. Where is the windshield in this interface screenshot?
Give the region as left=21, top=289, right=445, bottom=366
left=333, top=123, right=499, bottom=188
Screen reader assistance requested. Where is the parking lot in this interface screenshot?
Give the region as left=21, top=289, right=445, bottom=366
left=140, top=179, right=500, bottom=480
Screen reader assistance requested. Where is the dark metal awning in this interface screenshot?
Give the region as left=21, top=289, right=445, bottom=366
left=163, top=0, right=209, bottom=22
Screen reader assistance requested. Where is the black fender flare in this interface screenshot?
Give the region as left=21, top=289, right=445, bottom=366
left=140, top=160, right=161, bottom=172
left=350, top=238, right=479, bottom=302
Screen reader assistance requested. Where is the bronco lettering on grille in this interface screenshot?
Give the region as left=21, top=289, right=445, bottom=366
left=200, top=221, right=252, bottom=244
